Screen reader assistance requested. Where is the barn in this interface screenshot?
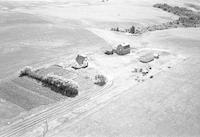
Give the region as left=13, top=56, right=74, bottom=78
left=115, top=43, right=131, bottom=55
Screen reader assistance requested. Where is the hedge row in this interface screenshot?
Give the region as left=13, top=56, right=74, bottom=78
left=19, top=67, right=78, bottom=97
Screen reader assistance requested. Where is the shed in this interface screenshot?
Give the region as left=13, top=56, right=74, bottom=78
left=139, top=53, right=154, bottom=63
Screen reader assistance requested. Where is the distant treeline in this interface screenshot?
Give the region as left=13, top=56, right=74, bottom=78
left=111, top=3, right=200, bottom=34
left=111, top=26, right=136, bottom=34
left=153, top=3, right=200, bottom=27
left=153, top=3, right=195, bottom=16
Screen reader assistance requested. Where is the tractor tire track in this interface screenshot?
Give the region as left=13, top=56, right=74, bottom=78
left=0, top=80, right=113, bottom=137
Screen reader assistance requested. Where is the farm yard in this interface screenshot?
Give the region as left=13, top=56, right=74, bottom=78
left=0, top=0, right=200, bottom=137
left=0, top=45, right=184, bottom=136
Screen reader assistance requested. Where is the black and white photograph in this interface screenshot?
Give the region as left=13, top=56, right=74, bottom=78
left=0, top=0, right=200, bottom=136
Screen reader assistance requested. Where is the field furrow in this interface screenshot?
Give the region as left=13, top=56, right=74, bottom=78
left=0, top=81, right=54, bottom=110
left=12, top=77, right=66, bottom=101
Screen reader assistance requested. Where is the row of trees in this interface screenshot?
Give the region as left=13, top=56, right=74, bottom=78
left=110, top=3, right=200, bottom=35
left=153, top=3, right=194, bottom=16
left=111, top=26, right=136, bottom=34
left=19, top=67, right=79, bottom=97
left=153, top=3, right=200, bottom=27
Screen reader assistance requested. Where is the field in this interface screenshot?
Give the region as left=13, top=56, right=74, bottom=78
left=0, top=0, right=200, bottom=137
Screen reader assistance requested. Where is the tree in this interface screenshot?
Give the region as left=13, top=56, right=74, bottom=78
left=129, top=26, right=135, bottom=34
left=116, top=27, right=119, bottom=31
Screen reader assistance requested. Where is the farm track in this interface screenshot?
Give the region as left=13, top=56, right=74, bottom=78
left=0, top=79, right=113, bottom=137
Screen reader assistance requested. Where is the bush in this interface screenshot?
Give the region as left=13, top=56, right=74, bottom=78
left=19, top=66, right=44, bottom=81
left=19, top=66, right=33, bottom=77
left=94, top=74, right=107, bottom=86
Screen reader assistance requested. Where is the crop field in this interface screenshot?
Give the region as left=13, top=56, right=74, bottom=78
left=12, top=77, right=66, bottom=101
left=0, top=81, right=54, bottom=111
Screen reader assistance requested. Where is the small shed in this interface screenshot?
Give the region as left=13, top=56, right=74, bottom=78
left=115, top=43, right=131, bottom=55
